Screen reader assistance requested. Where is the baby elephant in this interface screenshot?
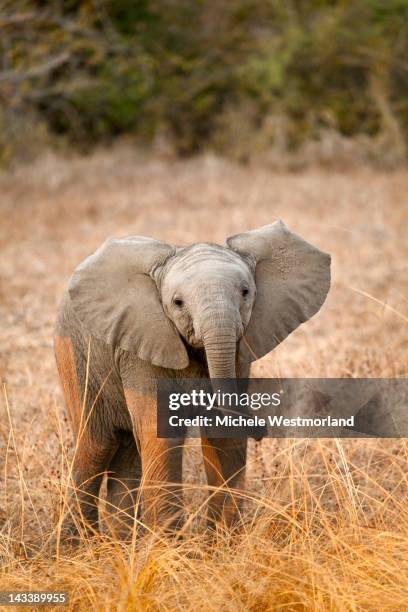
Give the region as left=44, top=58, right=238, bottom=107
left=55, top=221, right=330, bottom=536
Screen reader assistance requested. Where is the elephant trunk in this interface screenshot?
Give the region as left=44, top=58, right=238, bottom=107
left=201, top=318, right=239, bottom=424
left=202, top=322, right=237, bottom=381
left=201, top=316, right=262, bottom=439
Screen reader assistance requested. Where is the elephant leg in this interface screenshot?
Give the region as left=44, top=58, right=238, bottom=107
left=66, top=433, right=116, bottom=538
left=201, top=436, right=247, bottom=528
left=138, top=436, right=184, bottom=533
left=124, top=389, right=185, bottom=533
left=55, top=334, right=117, bottom=538
left=105, top=431, right=141, bottom=539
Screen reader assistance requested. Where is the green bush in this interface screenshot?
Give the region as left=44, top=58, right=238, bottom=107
left=1, top=0, right=407, bottom=161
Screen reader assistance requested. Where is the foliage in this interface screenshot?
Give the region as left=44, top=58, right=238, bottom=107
left=0, top=0, right=407, bottom=161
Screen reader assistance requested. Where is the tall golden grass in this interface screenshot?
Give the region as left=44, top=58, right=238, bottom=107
left=0, top=146, right=407, bottom=610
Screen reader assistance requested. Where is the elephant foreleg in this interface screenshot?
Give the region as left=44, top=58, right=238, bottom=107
left=139, top=436, right=184, bottom=533
left=105, top=432, right=141, bottom=539
left=201, top=436, right=247, bottom=528
left=124, top=389, right=185, bottom=533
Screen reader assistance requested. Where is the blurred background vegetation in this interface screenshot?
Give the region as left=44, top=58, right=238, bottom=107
left=1, top=0, right=407, bottom=166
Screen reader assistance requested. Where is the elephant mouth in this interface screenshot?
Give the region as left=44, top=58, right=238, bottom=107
left=179, top=326, right=204, bottom=349
left=186, top=333, right=204, bottom=349
left=236, top=322, right=245, bottom=340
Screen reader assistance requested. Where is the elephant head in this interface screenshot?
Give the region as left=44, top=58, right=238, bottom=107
left=68, top=221, right=331, bottom=380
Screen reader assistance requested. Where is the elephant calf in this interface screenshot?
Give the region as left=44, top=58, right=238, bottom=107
left=54, top=221, right=330, bottom=536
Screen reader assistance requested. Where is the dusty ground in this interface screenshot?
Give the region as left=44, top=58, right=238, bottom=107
left=0, top=146, right=407, bottom=609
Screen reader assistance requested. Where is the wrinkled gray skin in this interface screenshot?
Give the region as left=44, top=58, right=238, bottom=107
left=54, top=221, right=330, bottom=537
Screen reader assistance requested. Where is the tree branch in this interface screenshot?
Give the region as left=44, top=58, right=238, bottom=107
left=0, top=53, right=70, bottom=84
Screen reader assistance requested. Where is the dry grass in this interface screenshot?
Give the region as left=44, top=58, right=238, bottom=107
left=0, top=145, right=407, bottom=610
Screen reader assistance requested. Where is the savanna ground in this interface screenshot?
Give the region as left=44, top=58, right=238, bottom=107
left=0, top=146, right=407, bottom=610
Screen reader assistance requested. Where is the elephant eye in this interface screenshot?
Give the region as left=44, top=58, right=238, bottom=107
left=242, top=288, right=249, bottom=297
left=173, top=297, right=184, bottom=308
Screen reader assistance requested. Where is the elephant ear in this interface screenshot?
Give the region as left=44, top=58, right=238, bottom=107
left=226, top=221, right=331, bottom=363
left=68, top=236, right=189, bottom=369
